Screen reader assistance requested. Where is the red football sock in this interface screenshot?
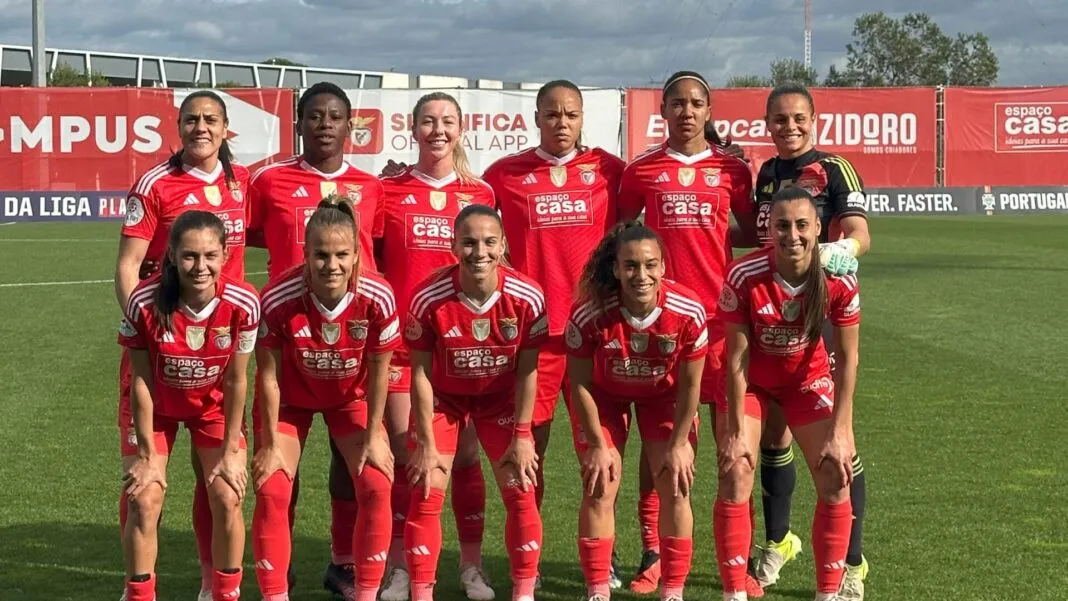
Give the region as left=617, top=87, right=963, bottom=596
left=502, top=485, right=542, bottom=581
left=714, top=499, right=752, bottom=594
left=125, top=575, right=156, bottom=601
left=813, top=499, right=852, bottom=593
left=193, top=478, right=213, bottom=589
left=404, top=487, right=446, bottom=586
left=411, top=582, right=435, bottom=601
left=212, top=568, right=242, bottom=601
left=252, top=471, right=294, bottom=596
left=578, top=536, right=614, bottom=589
left=390, top=463, right=409, bottom=566
left=354, top=466, right=392, bottom=591
left=660, top=536, right=692, bottom=598
left=451, top=463, right=486, bottom=566
left=331, top=498, right=358, bottom=565
left=638, top=488, right=661, bottom=553
left=513, top=576, right=537, bottom=600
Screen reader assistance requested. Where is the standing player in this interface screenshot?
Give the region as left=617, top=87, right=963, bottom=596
left=714, top=187, right=859, bottom=601
left=403, top=205, right=547, bottom=601
left=375, top=92, right=497, bottom=601
left=115, top=90, right=249, bottom=601
left=252, top=197, right=399, bottom=601
left=749, top=84, right=869, bottom=600
left=618, top=70, right=757, bottom=594
left=247, top=82, right=386, bottom=598
left=119, top=211, right=258, bottom=601
left=565, top=222, right=705, bottom=601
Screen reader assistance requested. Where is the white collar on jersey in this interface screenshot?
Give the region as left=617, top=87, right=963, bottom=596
left=459, top=290, right=502, bottom=315
left=311, top=291, right=355, bottom=321
left=620, top=306, right=663, bottom=331
left=181, top=162, right=224, bottom=184
left=664, top=145, right=713, bottom=166
left=535, top=147, right=578, bottom=166
left=179, top=297, right=221, bottom=322
left=410, top=168, right=458, bottom=189
left=773, top=273, right=808, bottom=297
left=299, top=159, right=350, bottom=180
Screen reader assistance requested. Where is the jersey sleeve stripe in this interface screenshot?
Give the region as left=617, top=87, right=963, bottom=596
left=222, top=289, right=261, bottom=327
left=502, top=283, right=545, bottom=318
left=665, top=298, right=707, bottom=327
left=840, top=274, right=858, bottom=290
left=574, top=299, right=618, bottom=328
left=263, top=289, right=304, bottom=318
left=503, top=277, right=545, bottom=315
left=570, top=298, right=600, bottom=326
left=134, top=162, right=172, bottom=197
left=223, top=285, right=261, bottom=322
left=261, top=277, right=304, bottom=311
left=825, top=157, right=862, bottom=192
left=126, top=284, right=160, bottom=322
left=410, top=276, right=455, bottom=316
left=727, top=256, right=771, bottom=288
left=250, top=156, right=299, bottom=185
left=665, top=292, right=707, bottom=322
left=358, top=277, right=398, bottom=317
left=413, top=287, right=456, bottom=319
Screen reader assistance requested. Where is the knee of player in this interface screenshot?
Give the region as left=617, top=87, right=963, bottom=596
left=717, top=464, right=756, bottom=503
left=208, top=481, right=244, bottom=513
left=500, top=480, right=538, bottom=510
left=128, top=486, right=165, bottom=519
left=355, top=466, right=393, bottom=502
left=815, top=469, right=850, bottom=503
left=582, top=483, right=619, bottom=513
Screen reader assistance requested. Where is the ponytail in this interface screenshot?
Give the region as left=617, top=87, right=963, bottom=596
left=304, top=193, right=362, bottom=288
left=703, top=122, right=733, bottom=149
left=171, top=90, right=237, bottom=188
left=578, top=220, right=662, bottom=309
left=153, top=211, right=227, bottom=332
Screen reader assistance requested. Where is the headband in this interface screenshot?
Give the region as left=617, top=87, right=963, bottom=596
left=664, top=74, right=710, bottom=93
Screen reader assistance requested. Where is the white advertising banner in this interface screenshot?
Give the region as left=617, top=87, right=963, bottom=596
left=318, top=88, right=623, bottom=175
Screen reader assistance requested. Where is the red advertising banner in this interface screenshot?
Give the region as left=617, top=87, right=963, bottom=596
left=944, top=87, right=1068, bottom=186
left=625, top=87, right=937, bottom=187
left=0, top=88, right=294, bottom=192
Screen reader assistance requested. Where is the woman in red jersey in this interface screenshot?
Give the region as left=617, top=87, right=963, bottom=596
left=403, top=204, right=547, bottom=601
left=119, top=210, right=259, bottom=601
left=617, top=70, right=759, bottom=594
left=375, top=93, right=497, bottom=601
left=248, top=82, right=386, bottom=598
left=115, top=90, right=249, bottom=601
left=565, top=221, right=706, bottom=601
left=714, top=187, right=860, bottom=601
left=251, top=196, right=400, bottom=601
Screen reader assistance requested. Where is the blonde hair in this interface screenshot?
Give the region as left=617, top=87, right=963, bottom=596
left=413, top=92, right=478, bottom=185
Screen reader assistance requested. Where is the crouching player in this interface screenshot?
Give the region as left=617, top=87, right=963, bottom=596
left=713, top=188, right=860, bottom=601
left=251, top=196, right=400, bottom=601
left=565, top=221, right=705, bottom=601
left=403, top=205, right=547, bottom=601
left=119, top=211, right=259, bottom=601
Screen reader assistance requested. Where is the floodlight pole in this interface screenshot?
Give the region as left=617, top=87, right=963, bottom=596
left=32, top=0, right=47, bottom=86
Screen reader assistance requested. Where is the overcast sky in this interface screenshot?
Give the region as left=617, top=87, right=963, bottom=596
left=1, top=0, right=1065, bottom=87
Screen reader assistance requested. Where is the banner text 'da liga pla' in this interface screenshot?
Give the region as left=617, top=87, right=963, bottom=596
left=944, top=87, right=1068, bottom=186
left=333, top=89, right=623, bottom=175
left=0, top=88, right=295, bottom=193
left=625, top=87, right=937, bottom=188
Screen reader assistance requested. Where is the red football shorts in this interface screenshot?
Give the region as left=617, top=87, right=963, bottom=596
left=253, top=400, right=369, bottom=442
left=120, top=410, right=246, bottom=456
left=387, top=348, right=411, bottom=394
left=533, top=335, right=568, bottom=426
left=714, top=375, right=836, bottom=428
left=406, top=391, right=515, bottom=462
left=699, top=333, right=726, bottom=405
left=568, top=391, right=698, bottom=455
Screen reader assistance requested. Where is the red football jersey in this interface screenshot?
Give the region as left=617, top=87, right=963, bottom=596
left=404, top=265, right=548, bottom=398
left=118, top=274, right=260, bottom=419
left=482, top=146, right=625, bottom=336
left=618, top=143, right=753, bottom=315
left=248, top=157, right=384, bottom=279
left=374, top=168, right=496, bottom=358
left=565, top=279, right=709, bottom=402
left=717, top=247, right=860, bottom=386
left=259, top=267, right=401, bottom=409
left=122, top=161, right=249, bottom=280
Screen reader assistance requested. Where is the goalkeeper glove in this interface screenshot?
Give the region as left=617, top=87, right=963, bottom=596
left=818, top=238, right=860, bottom=276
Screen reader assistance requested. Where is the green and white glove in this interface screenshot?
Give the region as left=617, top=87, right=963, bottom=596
left=818, top=239, right=860, bottom=276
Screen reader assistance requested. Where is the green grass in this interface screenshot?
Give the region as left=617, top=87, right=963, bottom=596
left=1, top=216, right=1066, bottom=601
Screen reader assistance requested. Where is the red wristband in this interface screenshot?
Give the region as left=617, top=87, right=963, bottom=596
left=513, top=421, right=533, bottom=440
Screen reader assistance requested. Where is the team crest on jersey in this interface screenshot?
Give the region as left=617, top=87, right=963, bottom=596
left=471, top=319, right=491, bottom=342
left=322, top=323, right=341, bottom=345
left=718, top=285, right=738, bottom=312
left=455, top=192, right=473, bottom=211
left=405, top=314, right=423, bottom=341
left=499, top=318, right=519, bottom=341
left=213, top=326, right=232, bottom=350
left=677, top=168, right=695, bottom=187
left=320, top=181, right=338, bottom=199
left=228, top=181, right=244, bottom=203
left=204, top=185, right=222, bottom=207
left=782, top=300, right=801, bottom=322
left=702, top=168, right=721, bottom=187
left=348, top=319, right=369, bottom=340
left=186, top=326, right=206, bottom=351
left=630, top=332, right=649, bottom=353
left=550, top=165, right=568, bottom=188
left=429, top=191, right=447, bottom=211
left=578, top=163, right=597, bottom=185
left=388, top=366, right=402, bottom=384
left=344, top=184, right=363, bottom=205
left=657, top=333, right=677, bottom=355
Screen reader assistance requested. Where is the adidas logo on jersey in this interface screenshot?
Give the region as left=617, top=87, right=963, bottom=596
left=402, top=194, right=418, bottom=205
left=183, top=193, right=199, bottom=206
left=655, top=171, right=670, bottom=184
left=444, top=325, right=462, bottom=338
left=522, top=173, right=538, bottom=185
left=757, top=303, right=776, bottom=316
left=158, top=331, right=176, bottom=343
left=603, top=339, right=622, bottom=349
left=292, top=186, right=309, bottom=198
left=294, top=325, right=312, bottom=338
